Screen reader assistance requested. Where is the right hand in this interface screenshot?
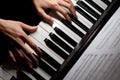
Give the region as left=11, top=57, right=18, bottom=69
left=33, top=0, right=77, bottom=25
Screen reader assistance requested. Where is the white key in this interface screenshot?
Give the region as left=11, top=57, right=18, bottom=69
left=39, top=20, right=80, bottom=43
left=36, top=25, right=70, bottom=55
left=76, top=11, right=93, bottom=29
left=25, top=39, right=57, bottom=80
left=22, top=71, right=37, bottom=80
left=0, top=77, right=3, bottom=80
left=39, top=26, right=69, bottom=54
left=38, top=21, right=75, bottom=48
left=29, top=30, right=64, bottom=64
left=71, top=21, right=86, bottom=35
left=82, top=0, right=102, bottom=15
left=76, top=4, right=97, bottom=20
left=92, top=0, right=108, bottom=10
left=33, top=67, right=51, bottom=80
left=26, top=43, right=58, bottom=71
left=53, top=19, right=81, bottom=43
left=41, top=58, right=57, bottom=71
left=0, top=66, right=13, bottom=80
left=72, top=0, right=95, bottom=27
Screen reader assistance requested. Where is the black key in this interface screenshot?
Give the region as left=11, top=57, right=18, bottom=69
left=77, top=1, right=100, bottom=19
left=44, top=38, right=68, bottom=59
left=40, top=49, right=61, bottom=69
left=54, top=27, right=77, bottom=47
left=37, top=56, right=56, bottom=76
left=10, top=76, right=17, bottom=80
left=69, top=14, right=89, bottom=32
left=85, top=0, right=104, bottom=13
left=75, top=6, right=96, bottom=23
left=25, top=66, right=45, bottom=80
left=61, top=19, right=84, bottom=38
left=101, top=0, right=111, bottom=6
left=49, top=32, right=73, bottom=53
left=17, top=70, right=32, bottom=80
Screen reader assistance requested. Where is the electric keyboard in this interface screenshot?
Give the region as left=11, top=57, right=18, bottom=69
left=0, top=0, right=120, bottom=80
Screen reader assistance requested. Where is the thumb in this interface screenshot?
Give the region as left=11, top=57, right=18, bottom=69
left=38, top=9, right=53, bottom=25
left=21, top=23, right=38, bottom=33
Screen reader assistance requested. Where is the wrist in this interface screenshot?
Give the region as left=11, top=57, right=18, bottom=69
left=0, top=19, right=7, bottom=31
left=0, top=18, right=4, bottom=22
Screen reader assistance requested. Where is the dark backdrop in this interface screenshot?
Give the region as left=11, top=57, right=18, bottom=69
left=0, top=0, right=42, bottom=25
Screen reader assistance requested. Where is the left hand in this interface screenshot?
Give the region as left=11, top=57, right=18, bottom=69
left=0, top=19, right=42, bottom=67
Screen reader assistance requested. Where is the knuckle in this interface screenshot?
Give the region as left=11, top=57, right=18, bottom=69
left=17, top=21, right=23, bottom=25
left=19, top=32, right=26, bottom=39
left=15, top=30, right=24, bottom=38
left=51, top=3, right=58, bottom=7
left=17, top=32, right=23, bottom=37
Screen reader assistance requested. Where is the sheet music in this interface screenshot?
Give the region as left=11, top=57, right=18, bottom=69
left=64, top=7, right=120, bottom=80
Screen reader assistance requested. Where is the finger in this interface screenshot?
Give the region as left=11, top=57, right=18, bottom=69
left=38, top=8, right=53, bottom=25
left=15, top=38, right=39, bottom=66
left=8, top=42, right=24, bottom=63
left=59, top=0, right=77, bottom=18
left=19, top=49, right=33, bottom=68
left=20, top=22, right=38, bottom=33
left=53, top=4, right=71, bottom=22
left=14, top=47, right=33, bottom=68
left=10, top=45, right=33, bottom=68
left=15, top=48, right=24, bottom=58
left=15, top=24, right=42, bottom=56
left=22, top=45, right=39, bottom=66
left=21, top=33, right=42, bottom=56
left=8, top=50, right=16, bottom=62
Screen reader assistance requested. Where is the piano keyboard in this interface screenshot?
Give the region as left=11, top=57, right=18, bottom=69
left=0, top=0, right=116, bottom=80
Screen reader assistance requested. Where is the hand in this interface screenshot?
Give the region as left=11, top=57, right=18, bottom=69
left=0, top=19, right=42, bottom=67
left=33, top=0, right=77, bottom=25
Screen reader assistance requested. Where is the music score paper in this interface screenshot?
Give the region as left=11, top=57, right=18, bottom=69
left=64, top=7, right=120, bottom=80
